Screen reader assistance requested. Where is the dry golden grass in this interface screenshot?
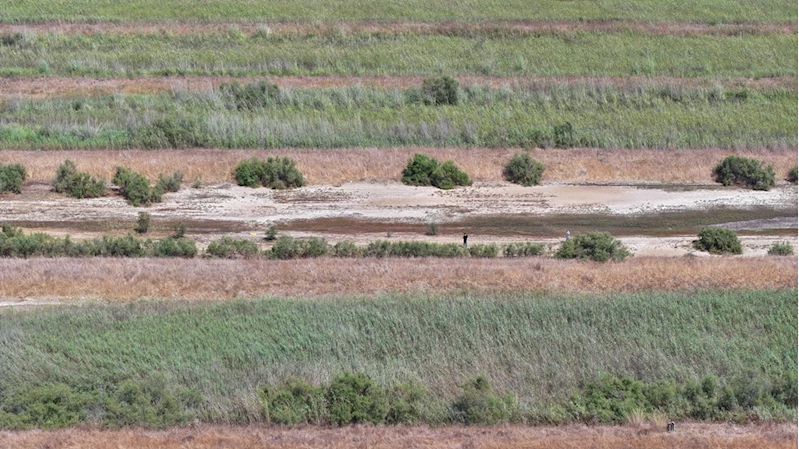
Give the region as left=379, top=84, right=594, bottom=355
left=0, top=75, right=795, bottom=99
left=3, top=147, right=797, bottom=186
left=0, top=423, right=795, bottom=449
left=0, top=257, right=794, bottom=301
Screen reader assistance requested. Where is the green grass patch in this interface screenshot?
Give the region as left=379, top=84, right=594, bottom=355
left=0, top=84, right=795, bottom=150
left=0, top=290, right=794, bottom=425
left=0, top=32, right=794, bottom=78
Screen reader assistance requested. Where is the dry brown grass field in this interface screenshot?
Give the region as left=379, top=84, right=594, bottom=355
left=0, top=256, right=794, bottom=302
left=3, top=147, right=796, bottom=186
left=1, top=423, right=795, bottom=449
left=0, top=75, right=794, bottom=99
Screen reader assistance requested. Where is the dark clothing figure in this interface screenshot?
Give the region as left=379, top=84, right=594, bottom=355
left=463, top=234, right=468, bottom=247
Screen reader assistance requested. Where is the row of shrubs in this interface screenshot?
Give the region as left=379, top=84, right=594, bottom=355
left=0, top=224, right=196, bottom=258
left=2, top=371, right=793, bottom=430
left=3, top=155, right=794, bottom=199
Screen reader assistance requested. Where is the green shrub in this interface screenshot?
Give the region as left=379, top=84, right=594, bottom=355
left=172, top=223, right=187, bottom=239
left=553, top=122, right=576, bottom=148
left=401, top=153, right=471, bottom=189
left=503, top=153, right=545, bottom=186
left=52, top=159, right=105, bottom=199
left=205, top=237, right=260, bottom=259
left=503, top=242, right=546, bottom=257
left=425, top=222, right=439, bottom=236
left=567, top=375, right=650, bottom=424
left=0, top=163, right=26, bottom=194
left=151, top=237, right=197, bottom=258
left=364, top=240, right=467, bottom=258
left=113, top=166, right=162, bottom=207
left=712, top=155, right=776, bottom=191
left=333, top=240, right=363, bottom=257
left=451, top=376, right=520, bottom=425
left=233, top=157, right=305, bottom=189
left=103, top=378, right=199, bottom=429
left=693, top=227, right=742, bottom=255
left=156, top=171, right=183, bottom=193
left=269, top=235, right=331, bottom=259
left=555, top=232, right=630, bottom=262
left=219, top=80, right=280, bottom=111
left=468, top=244, right=499, bottom=258
left=767, top=241, right=794, bottom=256
left=0, top=384, right=93, bottom=429
left=264, top=225, right=278, bottom=241
left=421, top=76, right=459, bottom=105
left=327, top=372, right=388, bottom=425
left=430, top=160, right=472, bottom=190
left=134, top=212, right=151, bottom=234
left=386, top=382, right=427, bottom=425
left=260, top=378, right=327, bottom=425
left=136, top=116, right=209, bottom=149
left=788, top=166, right=798, bottom=184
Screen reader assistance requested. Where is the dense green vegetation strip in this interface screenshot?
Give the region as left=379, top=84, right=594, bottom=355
left=0, top=290, right=795, bottom=427
left=0, top=32, right=794, bottom=78
left=2, top=0, right=794, bottom=23
left=1, top=83, right=794, bottom=150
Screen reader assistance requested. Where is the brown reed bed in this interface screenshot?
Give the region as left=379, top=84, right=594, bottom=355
left=0, top=256, right=794, bottom=302
left=0, top=422, right=795, bottom=449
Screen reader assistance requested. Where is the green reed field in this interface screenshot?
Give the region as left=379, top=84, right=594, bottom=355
left=0, top=290, right=795, bottom=425
left=0, top=83, right=794, bottom=150
left=0, top=31, right=794, bottom=78
left=2, top=0, right=794, bottom=23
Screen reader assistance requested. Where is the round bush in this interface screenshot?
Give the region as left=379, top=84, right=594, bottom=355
left=692, top=227, right=742, bottom=255
left=503, top=153, right=545, bottom=186
left=555, top=231, right=631, bottom=262
left=712, top=155, right=775, bottom=191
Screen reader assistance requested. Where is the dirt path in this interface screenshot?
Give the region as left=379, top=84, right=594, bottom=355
left=1, top=20, right=793, bottom=37
left=0, top=422, right=795, bottom=449
left=0, top=75, right=795, bottom=99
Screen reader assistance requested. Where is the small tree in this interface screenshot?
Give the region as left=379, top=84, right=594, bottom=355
left=421, top=76, right=459, bottom=105
left=134, top=212, right=151, bottom=234
left=693, top=227, right=742, bottom=255
left=788, top=166, right=798, bottom=184
left=233, top=157, right=305, bottom=189
left=401, top=154, right=471, bottom=190
left=712, top=156, right=775, bottom=191
left=53, top=159, right=105, bottom=199
left=0, top=163, right=27, bottom=194
left=503, top=153, right=545, bottom=186
left=555, top=231, right=631, bottom=262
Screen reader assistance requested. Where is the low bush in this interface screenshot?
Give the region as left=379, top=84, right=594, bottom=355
left=468, top=244, right=499, bottom=258
left=233, top=157, right=305, bottom=189
left=421, top=76, right=459, bottom=106
left=451, top=376, right=520, bottom=425
left=0, top=383, right=93, bottom=430
left=205, top=237, right=260, bottom=259
left=219, top=80, right=280, bottom=111
left=269, top=235, right=331, bottom=259
left=555, top=232, right=630, bottom=262
left=401, top=153, right=471, bottom=190
left=134, top=212, right=151, bottom=234
left=151, top=237, right=197, bottom=258
left=113, top=167, right=162, bottom=207
left=156, top=171, right=183, bottom=193
left=386, top=382, right=428, bottom=425
left=52, top=159, right=105, bottom=199
left=327, top=373, right=389, bottom=425
left=767, top=241, right=794, bottom=256
left=364, top=240, right=467, bottom=258
left=260, top=378, right=327, bottom=425
left=333, top=240, right=363, bottom=257
left=103, top=378, right=199, bottom=429
left=136, top=116, right=210, bottom=149
left=692, top=227, right=742, bottom=255
left=0, top=163, right=26, bottom=194
left=712, top=155, right=775, bottom=191
left=788, top=166, right=798, bottom=184
left=503, top=242, right=546, bottom=257
left=503, top=153, right=545, bottom=186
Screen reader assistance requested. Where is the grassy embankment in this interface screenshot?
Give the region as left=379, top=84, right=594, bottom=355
left=0, top=84, right=795, bottom=150
left=0, top=290, right=795, bottom=427
left=2, top=0, right=795, bottom=23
